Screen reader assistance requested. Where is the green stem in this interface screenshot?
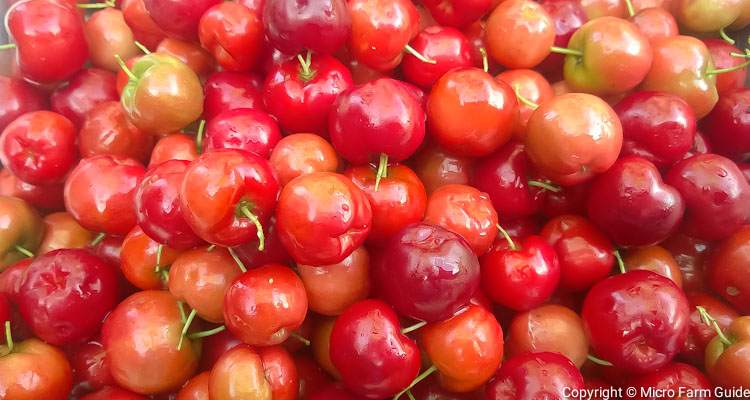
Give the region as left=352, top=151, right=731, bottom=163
left=614, top=250, right=626, bottom=274
left=296, top=50, right=316, bottom=82
left=528, top=180, right=560, bottom=192
left=404, top=44, right=437, bottom=64
left=479, top=47, right=489, bottom=73
left=228, top=247, right=247, bottom=273
left=114, top=54, right=137, bottom=81
left=14, top=245, right=33, bottom=259
left=587, top=354, right=613, bottom=366
left=696, top=306, right=733, bottom=346
left=0, top=43, right=16, bottom=50
left=393, top=365, right=438, bottom=400
left=706, top=59, right=750, bottom=76
left=177, top=301, right=187, bottom=324
left=238, top=205, right=265, bottom=252
left=2, top=321, right=13, bottom=356
left=514, top=87, right=539, bottom=110
left=374, top=153, right=389, bottom=192
left=496, top=223, right=518, bottom=251
left=623, top=0, right=635, bottom=17
left=401, top=320, right=427, bottom=335
left=177, top=309, right=197, bottom=350
left=188, top=325, right=226, bottom=339
left=195, top=119, right=206, bottom=154
left=407, top=391, right=416, bottom=400
left=291, top=332, right=311, bottom=346
left=77, top=0, right=116, bottom=8
left=549, top=46, right=583, bottom=57
left=207, top=244, right=216, bottom=252
left=154, top=244, right=164, bottom=272
left=134, top=41, right=151, bottom=55
left=90, top=232, right=106, bottom=247
left=719, top=27, right=736, bottom=45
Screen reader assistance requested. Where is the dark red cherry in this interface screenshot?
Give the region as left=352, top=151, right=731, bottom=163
left=420, top=0, right=492, bottom=28
left=203, top=71, right=264, bottom=121
left=143, top=0, right=221, bottom=40
left=50, top=68, right=118, bottom=128
left=627, top=362, right=713, bottom=400
left=485, top=352, right=584, bottom=400
left=537, top=0, right=588, bottom=78
left=702, top=88, right=750, bottom=162
left=204, top=108, right=281, bottom=158
left=0, top=76, right=48, bottom=132
left=402, top=26, right=474, bottom=89
left=263, top=0, right=351, bottom=55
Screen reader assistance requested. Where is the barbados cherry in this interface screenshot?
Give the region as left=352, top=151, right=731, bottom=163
left=486, top=0, right=555, bottom=69
left=80, top=101, right=154, bottom=163
left=298, top=246, right=370, bottom=316
left=198, top=2, right=264, bottom=72
left=708, top=226, right=750, bottom=314
left=0, top=76, right=47, bottom=132
left=263, top=0, right=350, bottom=55
left=485, top=352, right=584, bottom=400
left=121, top=0, right=167, bottom=50
left=142, top=0, right=221, bottom=40
left=203, top=71, right=264, bottom=121
left=623, top=245, right=684, bottom=287
left=702, top=88, right=750, bottom=161
left=149, top=133, right=199, bottom=166
left=120, top=225, right=182, bottom=290
left=681, top=292, right=738, bottom=365
left=204, top=109, right=281, bottom=158
left=402, top=26, right=474, bottom=89
left=269, top=133, right=339, bottom=187
left=49, top=68, right=118, bottom=128
left=496, top=69, right=555, bottom=139
left=537, top=0, right=588, bottom=76
left=413, top=142, right=475, bottom=194
left=348, top=0, right=419, bottom=71
left=0, top=337, right=73, bottom=400
left=85, top=8, right=140, bottom=73
left=420, top=0, right=491, bottom=28
left=0, top=195, right=43, bottom=269
left=704, top=39, right=746, bottom=95
left=627, top=362, right=713, bottom=400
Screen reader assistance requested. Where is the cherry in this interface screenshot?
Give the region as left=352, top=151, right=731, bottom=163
left=198, top=2, right=264, bottom=72
left=672, top=0, right=742, bottom=33
left=81, top=387, right=148, bottom=400
left=662, top=231, right=711, bottom=293
left=269, top=133, right=339, bottom=187
left=348, top=0, right=419, bottom=71
left=623, top=245, right=683, bottom=287
left=428, top=68, right=517, bottom=157
left=486, top=0, right=555, bottom=69
left=208, top=345, right=289, bottom=400
left=224, top=263, right=308, bottom=346
left=156, top=38, right=216, bottom=79
left=0, top=338, right=73, bottom=400
left=231, top=217, right=292, bottom=269
left=0, top=195, right=43, bottom=269
left=80, top=101, right=154, bottom=163
left=0, top=110, right=78, bottom=185
left=102, top=290, right=200, bottom=395
left=704, top=39, right=746, bottom=95
left=495, top=69, right=555, bottom=139
left=684, top=129, right=712, bottom=159
left=121, top=0, right=167, bottom=50
left=374, top=222, right=481, bottom=322
left=540, top=214, right=614, bottom=292
left=120, top=225, right=182, bottom=290
left=481, top=232, right=560, bottom=311
left=298, top=246, right=370, bottom=316
left=537, top=0, right=589, bottom=77
left=86, top=8, right=140, bottom=73
left=257, top=345, right=299, bottom=400
left=681, top=292, right=738, bottom=366
left=587, top=156, right=685, bottom=247
left=180, top=149, right=279, bottom=248
left=149, top=133, right=199, bottom=167
left=485, top=352, right=584, bottom=400
left=412, top=142, right=475, bottom=194
left=666, top=154, right=750, bottom=241
left=203, top=109, right=281, bottom=158
left=203, top=71, right=264, bottom=121
left=199, top=328, right=241, bottom=371
left=311, top=317, right=339, bottom=378
left=631, top=7, right=678, bottom=44
left=708, top=226, right=750, bottom=314
left=402, top=26, right=474, bottom=89
left=6, top=0, right=89, bottom=83
left=582, top=270, right=690, bottom=373
left=263, top=0, right=350, bottom=55
left=64, top=155, right=146, bottom=236
left=68, top=340, right=114, bottom=394
left=614, top=91, right=697, bottom=168
left=142, top=0, right=221, bottom=40
left=421, top=0, right=491, bottom=28
left=276, top=172, right=372, bottom=265
left=420, top=304, right=503, bottom=392
left=0, top=258, right=31, bottom=299
left=702, top=88, right=750, bottom=161
left=330, top=300, right=421, bottom=398
left=294, top=354, right=332, bottom=399
left=0, top=169, right=64, bottom=212
left=628, top=362, right=713, bottom=400
left=704, top=316, right=750, bottom=388
left=176, top=371, right=209, bottom=400
left=0, top=76, right=47, bottom=132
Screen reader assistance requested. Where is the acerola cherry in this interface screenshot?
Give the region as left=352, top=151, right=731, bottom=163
left=631, top=7, right=678, bottom=44
left=348, top=0, right=419, bottom=71
left=142, top=0, right=221, bottom=40
left=203, top=71, right=264, bottom=121
left=627, top=362, right=713, bottom=400
left=495, top=69, right=555, bottom=139
left=149, top=133, right=199, bottom=166
left=708, top=226, right=750, bottom=314
left=269, top=133, right=339, bottom=187
left=198, top=2, right=264, bottom=72
left=298, top=246, right=370, bottom=316
left=702, top=88, right=750, bottom=161
left=0, top=195, right=43, bottom=269
left=704, top=39, right=746, bottom=95
left=156, top=37, right=216, bottom=79
left=120, top=225, right=182, bottom=290
left=0, top=76, right=47, bottom=132
left=263, top=0, right=351, bottom=55
left=121, top=0, right=167, bottom=50
left=50, top=68, right=118, bottom=128
left=623, top=245, right=683, bottom=287
left=537, top=0, right=588, bottom=76
left=79, top=101, right=154, bottom=163
left=486, top=0, right=555, bottom=69
left=0, top=169, right=64, bottom=212
left=420, top=0, right=492, bottom=28
left=85, top=8, right=140, bottom=73
left=485, top=352, right=584, bottom=400
left=413, top=142, right=475, bottom=194
left=681, top=292, right=738, bottom=365
left=204, top=109, right=281, bottom=158
left=0, top=338, right=73, bottom=400
left=402, top=26, right=474, bottom=89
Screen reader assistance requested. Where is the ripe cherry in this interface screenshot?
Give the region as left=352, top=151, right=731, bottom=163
left=702, top=88, right=750, bottom=161
left=708, top=226, right=750, bottom=314
left=269, top=133, right=339, bottom=187
left=348, top=0, right=419, bottom=71
left=263, top=0, right=350, bottom=55
left=198, top=2, right=264, bottom=72
left=50, top=68, right=118, bottom=128
left=142, top=0, right=221, bottom=40
left=203, top=71, right=264, bottom=121
left=79, top=101, right=154, bottom=164
left=485, top=352, right=584, bottom=400
left=486, top=0, right=555, bottom=69
left=203, top=109, right=281, bottom=158
left=402, top=26, right=474, bottom=89
left=0, top=76, right=47, bottom=132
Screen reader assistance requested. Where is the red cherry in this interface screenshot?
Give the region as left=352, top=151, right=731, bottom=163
left=50, top=68, right=118, bottom=128
left=68, top=340, right=114, bottom=394
left=485, top=352, right=584, bottom=400
left=702, top=88, right=750, bottom=162
left=198, top=2, right=264, bottom=72
left=79, top=101, right=154, bottom=164
left=142, top=0, right=221, bottom=40
left=402, top=26, right=474, bottom=89
left=627, top=363, right=713, bottom=400
left=0, top=76, right=48, bottom=132
left=348, top=0, right=419, bottom=71
left=263, top=0, right=351, bottom=55
left=204, top=109, right=281, bottom=158
left=203, top=71, right=265, bottom=121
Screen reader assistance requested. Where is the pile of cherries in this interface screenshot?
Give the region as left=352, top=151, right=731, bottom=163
left=1, top=0, right=750, bottom=398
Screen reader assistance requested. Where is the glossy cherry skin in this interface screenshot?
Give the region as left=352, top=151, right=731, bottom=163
left=496, top=69, right=555, bottom=139
left=526, top=93, right=622, bottom=186
left=120, top=226, right=182, bottom=290
left=627, top=362, right=713, bottom=400
left=672, top=0, right=742, bottom=33
left=224, top=263, right=308, bottom=346
left=631, top=7, right=678, bottom=44
left=402, top=26, right=473, bottom=89
left=662, top=231, right=710, bottom=293
left=704, top=39, right=745, bottom=96
left=50, top=68, right=120, bottom=127
left=0, top=338, right=73, bottom=400
left=176, top=371, right=209, bottom=400
left=16, top=249, right=118, bottom=345
left=180, top=149, right=279, bottom=247
left=168, top=247, right=240, bottom=323
left=264, top=54, right=353, bottom=135
left=204, top=109, right=281, bottom=158
left=421, top=304, right=503, bottom=392
left=68, top=340, right=114, bottom=394
left=156, top=38, right=216, bottom=79
left=587, top=156, right=685, bottom=247
left=537, top=0, right=588, bottom=77
left=0, top=195, right=43, bottom=269
left=85, top=8, right=140, bottom=73
left=0, top=76, right=47, bottom=132
left=7, top=0, right=89, bottom=83
left=540, top=214, right=614, bottom=292
left=330, top=78, right=425, bottom=165
left=0, top=110, right=78, bottom=185
left=582, top=270, right=690, bottom=374
left=684, top=129, right=712, bottom=160
left=481, top=235, right=560, bottom=311
left=420, top=0, right=491, bottom=28
left=485, top=352, right=584, bottom=400
left=666, top=154, right=750, bottom=241
left=348, top=0, right=419, bottom=71
left=81, top=387, right=148, bottom=400
left=345, top=164, right=427, bottom=247
left=428, top=68, right=517, bottom=157
left=149, top=133, right=199, bottom=167
left=232, top=217, right=292, bottom=269
left=269, top=133, right=339, bottom=187
left=681, top=292, right=738, bottom=366
left=486, top=0, right=555, bottom=69
left=614, top=91, right=696, bottom=168
left=121, top=0, right=167, bottom=50
left=79, top=101, right=154, bottom=164
left=198, top=2, right=264, bottom=72
left=258, top=345, right=299, bottom=400
left=708, top=226, right=750, bottom=314
left=702, top=88, right=750, bottom=161
left=276, top=172, right=372, bottom=265
left=263, top=0, right=350, bottom=55
left=413, top=142, right=475, bottom=194
left=330, top=300, right=420, bottom=398
left=298, top=246, right=369, bottom=316
left=102, top=290, right=200, bottom=395
left=208, top=345, right=271, bottom=399
left=203, top=71, right=264, bottom=121
left=64, top=155, right=146, bottom=236
left=142, top=0, right=221, bottom=40
left=704, top=316, right=750, bottom=388
left=199, top=328, right=242, bottom=371
left=640, top=36, right=717, bottom=118
left=623, top=245, right=683, bottom=287
left=374, top=223, right=480, bottom=322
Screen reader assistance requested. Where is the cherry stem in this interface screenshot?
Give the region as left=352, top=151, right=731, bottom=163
left=707, top=58, right=750, bottom=75
left=514, top=87, right=539, bottom=110
left=0, top=43, right=15, bottom=50
left=153, top=244, right=164, bottom=273
left=614, top=250, right=626, bottom=274
left=227, top=247, right=247, bottom=273
left=195, top=119, right=206, bottom=155
left=90, top=232, right=106, bottom=246
left=496, top=223, right=518, bottom=251
left=134, top=41, right=151, bottom=55
left=730, top=50, right=750, bottom=58
left=719, top=27, right=736, bottom=45
left=177, top=301, right=187, bottom=324
left=528, top=180, right=560, bottom=192
left=177, top=309, right=197, bottom=351
left=549, top=46, right=583, bottom=57
left=114, top=54, right=137, bottom=81
left=188, top=325, right=226, bottom=340
left=238, top=205, right=265, bottom=251
left=479, top=47, right=489, bottom=73
left=14, top=245, right=33, bottom=259
left=159, top=269, right=169, bottom=285
left=407, top=391, right=416, bottom=400
left=404, top=44, right=437, bottom=64
left=623, top=0, right=635, bottom=17
left=77, top=0, right=116, bottom=8
left=401, top=320, right=427, bottom=335
left=291, top=332, right=311, bottom=346
left=393, top=365, right=438, bottom=400
left=588, top=354, right=613, bottom=366
left=374, top=153, right=389, bottom=192
left=1, top=321, right=12, bottom=356
left=696, top=306, right=732, bottom=346
left=296, top=50, right=316, bottom=82
left=206, top=244, right=216, bottom=252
